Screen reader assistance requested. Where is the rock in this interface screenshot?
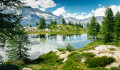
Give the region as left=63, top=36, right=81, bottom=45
left=84, top=45, right=120, bottom=68
left=22, top=68, right=32, bottom=70
left=81, top=58, right=86, bottom=62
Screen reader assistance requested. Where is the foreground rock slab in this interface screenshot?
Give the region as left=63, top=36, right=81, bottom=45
left=84, top=45, right=120, bottom=68
left=22, top=68, right=32, bottom=70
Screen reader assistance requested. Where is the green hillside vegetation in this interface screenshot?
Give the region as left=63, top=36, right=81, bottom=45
left=26, top=24, right=86, bottom=34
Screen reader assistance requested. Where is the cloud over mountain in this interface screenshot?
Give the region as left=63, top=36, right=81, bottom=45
left=21, top=0, right=57, bottom=11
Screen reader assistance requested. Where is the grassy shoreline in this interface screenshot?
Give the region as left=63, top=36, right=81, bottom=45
left=1, top=42, right=120, bottom=70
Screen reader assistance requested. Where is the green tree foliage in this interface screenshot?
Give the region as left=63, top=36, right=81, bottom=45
left=35, top=22, right=39, bottom=26
left=78, top=23, right=83, bottom=28
left=0, top=0, right=23, bottom=37
left=87, top=23, right=89, bottom=28
left=101, top=6, right=114, bottom=43
left=114, top=11, right=120, bottom=42
left=53, top=20, right=57, bottom=25
left=61, top=18, right=66, bottom=25
left=88, top=15, right=100, bottom=41
left=66, top=44, right=75, bottom=51
left=29, top=25, right=32, bottom=27
left=68, top=21, right=73, bottom=26
left=50, top=21, right=53, bottom=25
left=6, top=23, right=29, bottom=60
left=38, top=17, right=46, bottom=29
left=85, top=56, right=115, bottom=68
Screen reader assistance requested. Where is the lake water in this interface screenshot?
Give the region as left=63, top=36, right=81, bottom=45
left=0, top=34, right=91, bottom=61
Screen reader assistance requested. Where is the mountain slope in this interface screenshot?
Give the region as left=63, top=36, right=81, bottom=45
left=20, top=6, right=103, bottom=26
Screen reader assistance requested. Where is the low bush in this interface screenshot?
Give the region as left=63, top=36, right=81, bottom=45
left=109, top=48, right=116, bottom=51
left=57, top=48, right=66, bottom=54
left=0, top=60, right=25, bottom=70
left=85, top=56, right=115, bottom=68
left=34, top=51, right=63, bottom=65
left=39, top=68, right=50, bottom=70
left=90, top=67, right=108, bottom=70
left=66, top=44, right=75, bottom=51
left=62, top=60, right=82, bottom=70
left=110, top=67, right=120, bottom=70
left=57, top=48, right=65, bottom=51
left=68, top=52, right=81, bottom=63
left=80, top=52, right=95, bottom=58
left=77, top=42, right=104, bottom=52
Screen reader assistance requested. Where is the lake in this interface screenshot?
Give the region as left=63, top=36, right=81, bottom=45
left=0, top=34, right=91, bottom=61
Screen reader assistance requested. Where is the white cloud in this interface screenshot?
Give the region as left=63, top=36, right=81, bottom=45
left=52, top=7, right=66, bottom=16
left=98, top=4, right=102, bottom=7
left=21, top=0, right=56, bottom=11
left=53, top=5, right=120, bottom=19
left=92, top=6, right=106, bottom=16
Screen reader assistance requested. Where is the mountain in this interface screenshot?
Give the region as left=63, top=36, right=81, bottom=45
left=80, top=16, right=103, bottom=24
left=20, top=6, right=103, bottom=27
left=21, top=6, right=63, bottom=26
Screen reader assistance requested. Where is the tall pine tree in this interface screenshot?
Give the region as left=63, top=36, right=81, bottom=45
left=38, top=17, right=46, bottom=29
left=6, top=23, right=29, bottom=60
left=114, top=11, right=120, bottom=42
left=101, top=6, right=114, bottom=43
left=61, top=18, right=66, bottom=25
left=88, top=15, right=100, bottom=41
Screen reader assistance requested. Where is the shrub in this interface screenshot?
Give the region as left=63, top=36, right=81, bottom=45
left=34, top=51, right=63, bottom=65
left=39, top=68, right=50, bottom=70
left=66, top=44, right=75, bottom=51
left=57, top=48, right=66, bottom=54
left=57, top=48, right=65, bottom=51
left=90, top=67, right=108, bottom=70
left=68, top=52, right=81, bottom=63
left=110, top=67, right=120, bottom=70
left=62, top=60, right=82, bottom=70
left=80, top=52, right=95, bottom=58
left=85, top=56, right=115, bottom=68
left=109, top=48, right=116, bottom=51
left=0, top=60, right=24, bottom=70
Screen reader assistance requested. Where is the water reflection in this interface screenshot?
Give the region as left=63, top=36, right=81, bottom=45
left=0, top=34, right=91, bottom=61
left=27, top=34, right=91, bottom=60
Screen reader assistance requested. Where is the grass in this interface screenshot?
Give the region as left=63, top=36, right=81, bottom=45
left=68, top=52, right=82, bottom=63
left=109, top=48, right=116, bottom=51
left=61, top=60, right=82, bottom=70
left=33, top=51, right=63, bottom=65
left=77, top=41, right=104, bottom=52
left=22, top=51, right=64, bottom=70
left=26, top=24, right=87, bottom=34
left=80, top=52, right=95, bottom=58
left=66, top=44, right=75, bottom=51
left=85, top=56, right=115, bottom=68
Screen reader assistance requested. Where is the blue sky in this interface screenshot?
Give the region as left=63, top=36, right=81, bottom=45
left=46, top=0, right=120, bottom=14
left=22, top=0, right=120, bottom=19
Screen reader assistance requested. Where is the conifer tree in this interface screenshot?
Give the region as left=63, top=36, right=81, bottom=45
left=101, top=6, right=114, bottom=43
left=88, top=15, right=100, bottom=41
left=35, top=22, right=39, bottom=26
left=53, top=20, right=57, bottom=25
left=61, top=18, right=66, bottom=25
left=38, top=17, right=46, bottom=29
left=68, top=21, right=72, bottom=25
left=114, top=11, right=120, bottom=42
left=6, top=23, right=29, bottom=60
left=0, top=0, right=23, bottom=37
